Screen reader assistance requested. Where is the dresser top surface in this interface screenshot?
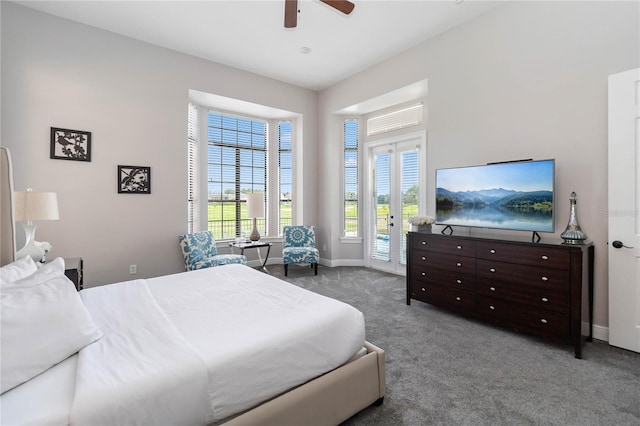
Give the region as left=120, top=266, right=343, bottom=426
left=408, top=231, right=593, bottom=250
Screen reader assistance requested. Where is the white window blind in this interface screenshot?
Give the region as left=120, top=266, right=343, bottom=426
left=278, top=121, right=292, bottom=236
left=343, top=119, right=358, bottom=237
left=187, top=102, right=197, bottom=234
left=207, top=112, right=267, bottom=240
left=367, top=104, right=423, bottom=136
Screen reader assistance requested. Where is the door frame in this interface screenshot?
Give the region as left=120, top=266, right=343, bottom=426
left=364, top=131, right=427, bottom=274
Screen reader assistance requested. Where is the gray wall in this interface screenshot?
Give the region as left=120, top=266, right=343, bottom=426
left=1, top=2, right=318, bottom=286
left=319, top=1, right=639, bottom=332
left=2, top=1, right=639, bottom=335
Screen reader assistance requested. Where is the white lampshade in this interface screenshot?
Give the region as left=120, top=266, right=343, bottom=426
left=14, top=189, right=59, bottom=262
left=246, top=193, right=265, bottom=219
left=15, top=189, right=59, bottom=223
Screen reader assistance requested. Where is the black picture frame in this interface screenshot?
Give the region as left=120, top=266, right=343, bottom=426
left=118, top=165, right=151, bottom=194
left=50, top=127, right=92, bottom=162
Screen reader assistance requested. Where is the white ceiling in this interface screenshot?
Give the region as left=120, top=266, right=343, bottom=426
left=15, top=0, right=503, bottom=91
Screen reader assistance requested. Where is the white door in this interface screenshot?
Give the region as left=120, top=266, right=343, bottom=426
left=608, top=67, right=640, bottom=353
left=366, top=133, right=426, bottom=275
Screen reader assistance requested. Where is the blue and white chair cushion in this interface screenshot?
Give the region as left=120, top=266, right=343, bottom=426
left=282, top=226, right=319, bottom=276
left=178, top=231, right=246, bottom=271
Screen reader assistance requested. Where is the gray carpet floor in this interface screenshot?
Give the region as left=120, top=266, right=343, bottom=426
left=270, top=264, right=640, bottom=426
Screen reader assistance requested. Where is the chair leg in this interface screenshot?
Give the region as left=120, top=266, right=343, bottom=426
left=284, top=264, right=288, bottom=276
left=314, top=263, right=318, bottom=275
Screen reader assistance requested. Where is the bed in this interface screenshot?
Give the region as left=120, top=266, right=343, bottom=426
left=0, top=147, right=385, bottom=426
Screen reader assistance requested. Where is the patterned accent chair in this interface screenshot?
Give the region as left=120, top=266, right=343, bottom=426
left=282, top=225, right=319, bottom=276
left=178, top=231, right=246, bottom=271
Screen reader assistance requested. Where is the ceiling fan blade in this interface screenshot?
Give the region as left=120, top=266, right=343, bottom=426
left=284, top=0, right=298, bottom=28
left=320, top=0, right=355, bottom=15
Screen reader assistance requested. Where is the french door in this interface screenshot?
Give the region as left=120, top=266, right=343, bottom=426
left=366, top=132, right=426, bottom=274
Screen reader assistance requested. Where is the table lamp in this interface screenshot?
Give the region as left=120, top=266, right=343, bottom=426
left=14, top=188, right=59, bottom=261
left=246, top=193, right=265, bottom=242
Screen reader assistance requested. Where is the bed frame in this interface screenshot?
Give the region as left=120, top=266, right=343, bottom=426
left=0, top=147, right=386, bottom=425
left=224, top=341, right=385, bottom=426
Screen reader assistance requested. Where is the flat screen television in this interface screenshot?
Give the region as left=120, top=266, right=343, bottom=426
left=435, top=159, right=555, bottom=234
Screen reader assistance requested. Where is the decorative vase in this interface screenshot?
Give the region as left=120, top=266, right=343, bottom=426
left=415, top=224, right=432, bottom=233
left=561, top=192, right=587, bottom=244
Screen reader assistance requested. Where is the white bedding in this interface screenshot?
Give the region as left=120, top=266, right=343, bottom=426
left=1, top=264, right=365, bottom=425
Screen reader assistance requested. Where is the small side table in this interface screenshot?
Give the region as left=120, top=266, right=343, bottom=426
left=64, top=257, right=83, bottom=291
left=229, top=241, right=272, bottom=273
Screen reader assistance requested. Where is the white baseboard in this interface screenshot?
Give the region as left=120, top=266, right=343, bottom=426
left=246, top=257, right=365, bottom=269
left=582, top=321, right=609, bottom=342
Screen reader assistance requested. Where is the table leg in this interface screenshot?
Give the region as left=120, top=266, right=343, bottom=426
left=257, top=245, right=271, bottom=273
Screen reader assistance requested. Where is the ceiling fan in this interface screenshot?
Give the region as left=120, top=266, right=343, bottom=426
left=284, top=0, right=355, bottom=28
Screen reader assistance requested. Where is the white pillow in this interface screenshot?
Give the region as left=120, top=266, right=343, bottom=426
left=1, top=270, right=102, bottom=393
left=0, top=256, right=38, bottom=284
left=8, top=257, right=66, bottom=288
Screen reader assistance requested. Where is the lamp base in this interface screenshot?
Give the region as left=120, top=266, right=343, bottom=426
left=16, top=223, right=45, bottom=262
left=250, top=218, right=261, bottom=242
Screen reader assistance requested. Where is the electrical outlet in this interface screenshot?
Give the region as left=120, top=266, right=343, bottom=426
left=129, top=264, right=137, bottom=275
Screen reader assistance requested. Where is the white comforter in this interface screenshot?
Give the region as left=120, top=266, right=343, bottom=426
left=4, top=264, right=365, bottom=425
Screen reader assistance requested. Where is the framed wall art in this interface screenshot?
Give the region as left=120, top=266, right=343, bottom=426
left=50, top=127, right=92, bottom=162
left=118, top=165, right=151, bottom=194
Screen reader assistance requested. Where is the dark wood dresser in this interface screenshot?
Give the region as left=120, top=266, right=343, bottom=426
left=406, top=232, right=594, bottom=358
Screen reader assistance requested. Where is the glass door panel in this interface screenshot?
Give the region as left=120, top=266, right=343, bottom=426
left=367, top=134, right=425, bottom=275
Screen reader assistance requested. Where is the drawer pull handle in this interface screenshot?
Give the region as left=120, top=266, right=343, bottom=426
left=541, top=319, right=548, bottom=324
left=421, top=287, right=426, bottom=292
left=457, top=279, right=462, bottom=284
left=456, top=262, right=462, bottom=267
left=541, top=276, right=549, bottom=281
left=541, top=255, right=549, bottom=260
left=421, top=241, right=427, bottom=245
left=541, top=297, right=549, bottom=302
left=456, top=297, right=461, bottom=301
left=489, top=268, right=496, bottom=273
left=490, top=286, right=496, bottom=291
left=421, top=272, right=426, bottom=276
left=422, top=256, right=426, bottom=261
left=489, top=305, right=495, bottom=310
left=490, top=249, right=496, bottom=254
left=457, top=245, right=462, bottom=250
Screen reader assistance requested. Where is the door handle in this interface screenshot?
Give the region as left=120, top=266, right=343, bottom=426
left=612, top=240, right=634, bottom=249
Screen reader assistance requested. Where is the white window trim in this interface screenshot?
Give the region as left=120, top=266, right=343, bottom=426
left=341, top=117, right=362, bottom=240
left=191, top=104, right=300, bottom=240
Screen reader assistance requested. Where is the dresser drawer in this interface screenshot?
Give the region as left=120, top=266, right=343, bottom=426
left=476, top=296, right=569, bottom=338
left=515, top=306, right=570, bottom=339
left=411, top=282, right=475, bottom=311
left=413, top=263, right=475, bottom=290
left=476, top=259, right=570, bottom=290
left=411, top=251, right=476, bottom=275
left=476, top=277, right=568, bottom=314
left=411, top=234, right=475, bottom=257
left=476, top=241, right=570, bottom=270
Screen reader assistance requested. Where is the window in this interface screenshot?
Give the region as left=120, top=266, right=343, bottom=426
left=278, top=121, right=292, bottom=235
left=187, top=103, right=198, bottom=234
left=207, top=112, right=266, bottom=240
left=344, top=119, right=358, bottom=237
